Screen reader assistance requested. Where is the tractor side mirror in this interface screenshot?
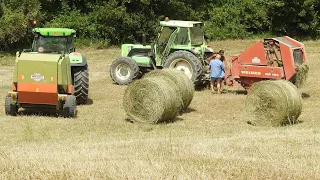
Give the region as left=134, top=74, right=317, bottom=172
left=142, top=34, right=147, bottom=46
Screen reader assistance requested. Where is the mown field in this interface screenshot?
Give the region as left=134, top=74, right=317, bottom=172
left=0, top=39, right=320, bottom=179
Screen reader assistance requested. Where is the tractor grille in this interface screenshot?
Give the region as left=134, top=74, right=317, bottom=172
left=293, top=49, right=303, bottom=64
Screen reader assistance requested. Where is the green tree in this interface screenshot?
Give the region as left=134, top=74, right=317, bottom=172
left=0, top=0, right=40, bottom=49
left=268, top=0, right=320, bottom=37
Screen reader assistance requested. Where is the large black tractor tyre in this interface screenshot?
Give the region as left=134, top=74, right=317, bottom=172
left=163, top=51, right=203, bottom=84
left=110, top=57, right=140, bottom=85
left=5, top=96, right=18, bottom=116
left=72, top=65, right=89, bottom=105
left=63, top=95, right=77, bottom=118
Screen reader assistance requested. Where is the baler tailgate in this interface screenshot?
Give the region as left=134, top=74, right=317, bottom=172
left=18, top=83, right=58, bottom=105
left=16, top=53, right=60, bottom=105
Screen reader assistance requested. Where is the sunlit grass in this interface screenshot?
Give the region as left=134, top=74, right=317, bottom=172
left=0, top=40, right=319, bottom=179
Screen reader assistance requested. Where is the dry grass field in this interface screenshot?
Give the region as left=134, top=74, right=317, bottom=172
left=0, top=39, right=320, bottom=179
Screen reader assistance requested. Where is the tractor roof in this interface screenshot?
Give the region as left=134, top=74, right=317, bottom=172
left=33, top=28, right=76, bottom=36
left=160, top=20, right=203, bottom=28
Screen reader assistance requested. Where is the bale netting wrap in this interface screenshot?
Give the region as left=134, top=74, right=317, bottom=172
left=123, top=77, right=183, bottom=124
left=144, top=69, right=194, bottom=109
left=245, top=80, right=302, bottom=127
left=290, top=63, right=309, bottom=88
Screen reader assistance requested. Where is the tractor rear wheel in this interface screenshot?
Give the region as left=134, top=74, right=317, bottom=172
left=110, top=57, right=139, bottom=85
left=72, top=65, right=89, bottom=105
left=163, top=51, right=203, bottom=84
left=5, top=96, right=18, bottom=116
left=63, top=95, right=77, bottom=118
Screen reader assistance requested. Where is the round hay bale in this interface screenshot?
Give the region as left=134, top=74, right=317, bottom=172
left=123, top=77, right=183, bottom=124
left=246, top=80, right=302, bottom=126
left=290, top=63, right=309, bottom=88
left=276, top=80, right=302, bottom=121
left=144, top=69, right=194, bottom=109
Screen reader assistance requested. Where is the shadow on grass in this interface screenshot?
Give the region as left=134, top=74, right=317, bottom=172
left=124, top=108, right=196, bottom=125
left=195, top=83, right=209, bottom=91
left=180, top=107, right=196, bottom=114
left=19, top=109, right=61, bottom=118
left=86, top=98, right=94, bottom=105
left=125, top=116, right=185, bottom=124
left=226, top=89, right=248, bottom=95
left=302, top=92, right=310, bottom=99
left=247, top=119, right=304, bottom=127
left=18, top=108, right=78, bottom=118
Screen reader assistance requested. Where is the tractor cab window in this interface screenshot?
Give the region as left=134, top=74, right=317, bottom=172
left=190, top=26, right=204, bottom=45
left=157, top=27, right=175, bottom=53
left=33, top=35, right=68, bottom=53
left=175, top=28, right=189, bottom=45
left=68, top=36, right=75, bottom=52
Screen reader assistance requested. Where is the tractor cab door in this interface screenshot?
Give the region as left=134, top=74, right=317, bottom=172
left=67, top=34, right=76, bottom=53
left=155, top=27, right=176, bottom=65
left=174, top=27, right=190, bottom=45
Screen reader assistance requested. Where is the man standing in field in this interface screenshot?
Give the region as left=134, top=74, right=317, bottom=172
left=209, top=54, right=225, bottom=94
left=218, top=50, right=225, bottom=62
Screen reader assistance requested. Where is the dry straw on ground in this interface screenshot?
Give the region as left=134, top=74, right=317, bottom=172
left=123, top=76, right=183, bottom=124
left=144, top=69, right=195, bottom=109
left=246, top=80, right=302, bottom=126
left=291, top=63, right=309, bottom=88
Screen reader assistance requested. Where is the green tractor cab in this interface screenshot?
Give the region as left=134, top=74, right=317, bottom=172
left=110, top=18, right=214, bottom=85
left=5, top=28, right=89, bottom=117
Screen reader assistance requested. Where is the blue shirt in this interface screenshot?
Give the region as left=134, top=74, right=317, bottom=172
left=209, top=59, right=225, bottom=78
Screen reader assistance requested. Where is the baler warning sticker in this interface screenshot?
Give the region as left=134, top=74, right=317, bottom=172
left=252, top=57, right=261, bottom=63
left=31, top=73, right=44, bottom=82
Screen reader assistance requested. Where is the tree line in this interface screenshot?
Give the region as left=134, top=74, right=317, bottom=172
left=0, top=0, right=319, bottom=49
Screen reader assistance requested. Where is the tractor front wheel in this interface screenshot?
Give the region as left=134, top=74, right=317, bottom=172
left=164, top=51, right=203, bottom=84
left=72, top=65, right=89, bottom=105
left=110, top=57, right=139, bottom=85
left=5, top=96, right=18, bottom=116
left=63, top=95, right=77, bottom=118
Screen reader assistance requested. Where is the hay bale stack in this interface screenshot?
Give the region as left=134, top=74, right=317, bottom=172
left=144, top=69, right=194, bottom=109
left=246, top=80, right=302, bottom=126
left=290, top=63, right=309, bottom=88
left=123, top=77, right=183, bottom=124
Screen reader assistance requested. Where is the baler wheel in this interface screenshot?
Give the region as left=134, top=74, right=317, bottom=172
left=110, top=57, right=139, bottom=85
left=164, top=51, right=203, bottom=85
left=5, top=96, right=18, bottom=116
left=63, top=95, right=77, bottom=118
left=72, top=65, right=89, bottom=104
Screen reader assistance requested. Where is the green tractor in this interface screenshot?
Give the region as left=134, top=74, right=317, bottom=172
left=110, top=18, right=214, bottom=85
left=5, top=28, right=89, bottom=117
left=31, top=28, right=89, bottom=104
